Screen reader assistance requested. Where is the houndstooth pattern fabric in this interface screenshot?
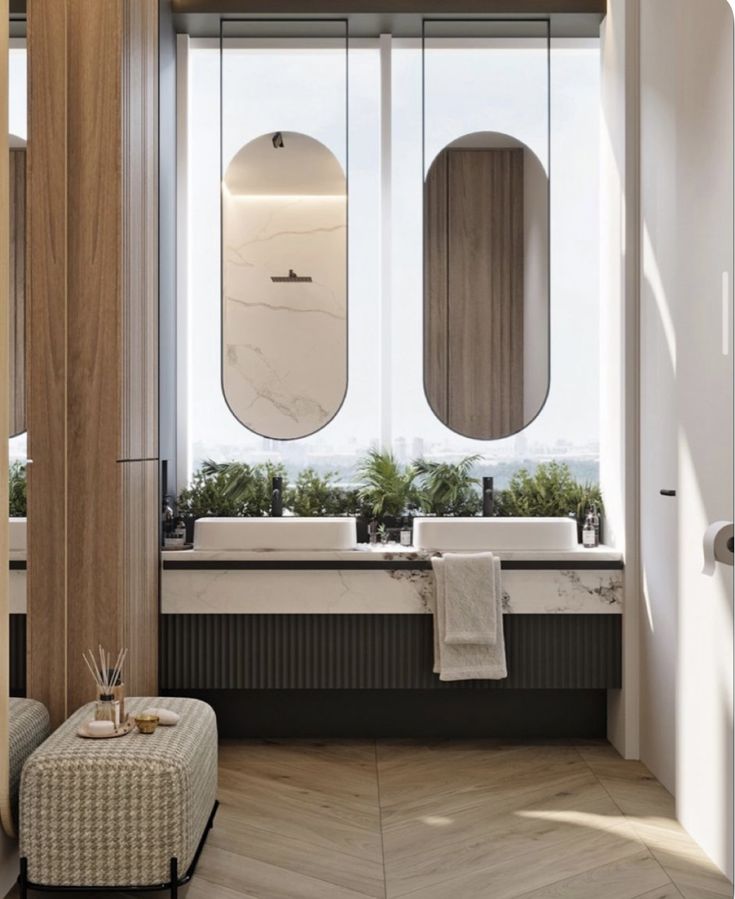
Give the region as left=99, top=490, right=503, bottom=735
left=19, top=697, right=217, bottom=887
left=9, top=698, right=50, bottom=823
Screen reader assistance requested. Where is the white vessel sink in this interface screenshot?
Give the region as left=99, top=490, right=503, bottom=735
left=193, top=517, right=358, bottom=551
left=8, top=517, right=26, bottom=553
left=412, top=517, right=578, bottom=552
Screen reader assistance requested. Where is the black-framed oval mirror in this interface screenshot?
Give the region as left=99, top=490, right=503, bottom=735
left=221, top=130, right=347, bottom=441
left=423, top=131, right=549, bottom=440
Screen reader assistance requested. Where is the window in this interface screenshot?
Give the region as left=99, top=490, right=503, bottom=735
left=180, top=37, right=600, bottom=488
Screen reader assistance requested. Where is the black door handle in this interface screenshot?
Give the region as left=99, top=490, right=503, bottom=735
left=660, top=489, right=677, bottom=497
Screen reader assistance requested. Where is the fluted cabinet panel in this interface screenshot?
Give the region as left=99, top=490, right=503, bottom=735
left=160, top=615, right=622, bottom=691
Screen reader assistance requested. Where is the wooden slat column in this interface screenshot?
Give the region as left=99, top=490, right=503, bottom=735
left=27, top=0, right=159, bottom=726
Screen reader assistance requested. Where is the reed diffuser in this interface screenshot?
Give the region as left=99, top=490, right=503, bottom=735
left=82, top=646, right=128, bottom=729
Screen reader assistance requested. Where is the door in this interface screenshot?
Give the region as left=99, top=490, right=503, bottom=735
left=640, top=0, right=734, bottom=878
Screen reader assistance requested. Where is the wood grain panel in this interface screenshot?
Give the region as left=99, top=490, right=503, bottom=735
left=27, top=0, right=160, bottom=723
left=8, top=148, right=25, bottom=438
left=65, top=0, right=124, bottom=715
left=27, top=0, right=69, bottom=726
left=423, top=151, right=448, bottom=422
left=425, top=147, right=524, bottom=440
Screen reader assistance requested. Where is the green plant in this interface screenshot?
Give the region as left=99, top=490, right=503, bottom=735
left=8, top=461, right=26, bottom=518
left=356, top=450, right=418, bottom=520
left=178, top=460, right=287, bottom=518
left=414, top=455, right=483, bottom=517
left=285, top=468, right=361, bottom=517
left=494, top=461, right=603, bottom=527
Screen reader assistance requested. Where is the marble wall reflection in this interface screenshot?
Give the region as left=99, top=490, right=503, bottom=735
left=222, top=193, right=347, bottom=438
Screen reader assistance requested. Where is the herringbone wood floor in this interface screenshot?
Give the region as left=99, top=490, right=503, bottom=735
left=6, top=739, right=733, bottom=899
left=188, top=739, right=734, bottom=899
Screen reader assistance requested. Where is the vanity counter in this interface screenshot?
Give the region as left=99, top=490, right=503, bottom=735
left=161, top=544, right=623, bottom=615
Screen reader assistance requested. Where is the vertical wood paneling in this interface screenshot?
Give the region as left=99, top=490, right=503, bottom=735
left=27, top=0, right=68, bottom=725
left=28, top=0, right=159, bottom=723
left=8, top=148, right=25, bottom=437
left=425, top=147, right=524, bottom=439
left=65, top=0, right=123, bottom=715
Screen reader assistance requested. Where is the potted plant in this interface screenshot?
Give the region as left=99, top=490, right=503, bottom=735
left=356, top=450, right=418, bottom=536
left=8, top=461, right=26, bottom=518
left=414, top=454, right=483, bottom=517
left=177, top=460, right=288, bottom=543
left=494, top=461, right=603, bottom=542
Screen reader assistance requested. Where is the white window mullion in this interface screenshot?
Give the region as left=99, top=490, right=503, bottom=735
left=379, top=33, right=392, bottom=451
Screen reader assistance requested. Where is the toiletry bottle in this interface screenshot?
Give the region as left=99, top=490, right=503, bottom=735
left=368, top=520, right=378, bottom=545
left=582, top=509, right=598, bottom=548
left=173, top=516, right=187, bottom=547
left=592, top=504, right=601, bottom=545
left=400, top=518, right=412, bottom=547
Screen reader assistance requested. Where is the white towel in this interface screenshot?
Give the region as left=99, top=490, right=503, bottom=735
left=432, top=554, right=507, bottom=682
left=443, top=552, right=498, bottom=644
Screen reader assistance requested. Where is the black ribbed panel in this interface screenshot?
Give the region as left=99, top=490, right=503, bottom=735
left=161, top=614, right=621, bottom=691
left=10, top=614, right=26, bottom=695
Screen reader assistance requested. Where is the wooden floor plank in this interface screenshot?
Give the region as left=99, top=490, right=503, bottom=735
left=512, top=851, right=672, bottom=899
left=4, top=739, right=730, bottom=899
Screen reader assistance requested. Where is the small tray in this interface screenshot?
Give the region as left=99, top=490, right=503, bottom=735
left=77, top=716, right=134, bottom=739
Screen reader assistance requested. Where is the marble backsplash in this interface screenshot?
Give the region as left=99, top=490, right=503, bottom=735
left=162, top=565, right=623, bottom=615
left=222, top=194, right=347, bottom=439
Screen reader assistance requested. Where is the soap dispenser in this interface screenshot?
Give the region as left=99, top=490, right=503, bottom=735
left=582, top=508, right=598, bottom=548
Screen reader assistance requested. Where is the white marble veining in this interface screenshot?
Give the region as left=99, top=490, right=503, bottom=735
left=161, top=562, right=622, bottom=615
left=223, top=193, right=347, bottom=438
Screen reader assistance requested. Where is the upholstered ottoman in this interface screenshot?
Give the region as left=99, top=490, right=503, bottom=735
left=18, top=697, right=217, bottom=897
left=9, top=699, right=50, bottom=823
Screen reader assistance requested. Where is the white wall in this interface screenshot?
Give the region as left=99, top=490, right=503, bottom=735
left=639, top=0, right=734, bottom=879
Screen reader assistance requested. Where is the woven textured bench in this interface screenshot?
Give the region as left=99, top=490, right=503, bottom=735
left=19, top=697, right=218, bottom=897
left=9, top=699, right=50, bottom=823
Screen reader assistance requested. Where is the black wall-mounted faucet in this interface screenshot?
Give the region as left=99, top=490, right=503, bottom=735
left=271, top=476, right=283, bottom=517
left=482, top=477, right=494, bottom=517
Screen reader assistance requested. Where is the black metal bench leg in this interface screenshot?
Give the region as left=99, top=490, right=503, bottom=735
left=18, top=857, right=27, bottom=899
left=170, top=857, right=178, bottom=899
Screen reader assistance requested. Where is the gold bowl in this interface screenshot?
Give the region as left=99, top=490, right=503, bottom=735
left=134, top=714, right=159, bottom=735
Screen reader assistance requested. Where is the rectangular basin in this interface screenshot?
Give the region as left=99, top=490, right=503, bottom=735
left=9, top=517, right=26, bottom=553
left=412, top=517, right=578, bottom=552
left=193, top=517, right=358, bottom=551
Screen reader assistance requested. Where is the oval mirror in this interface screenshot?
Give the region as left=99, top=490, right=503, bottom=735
left=424, top=131, right=549, bottom=440
left=222, top=131, right=347, bottom=440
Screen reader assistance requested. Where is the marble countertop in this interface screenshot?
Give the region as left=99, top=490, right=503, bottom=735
left=161, top=543, right=623, bottom=564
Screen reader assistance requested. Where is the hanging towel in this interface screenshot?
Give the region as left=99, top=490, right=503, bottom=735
left=432, top=554, right=507, bottom=682
left=443, top=552, right=498, bottom=644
